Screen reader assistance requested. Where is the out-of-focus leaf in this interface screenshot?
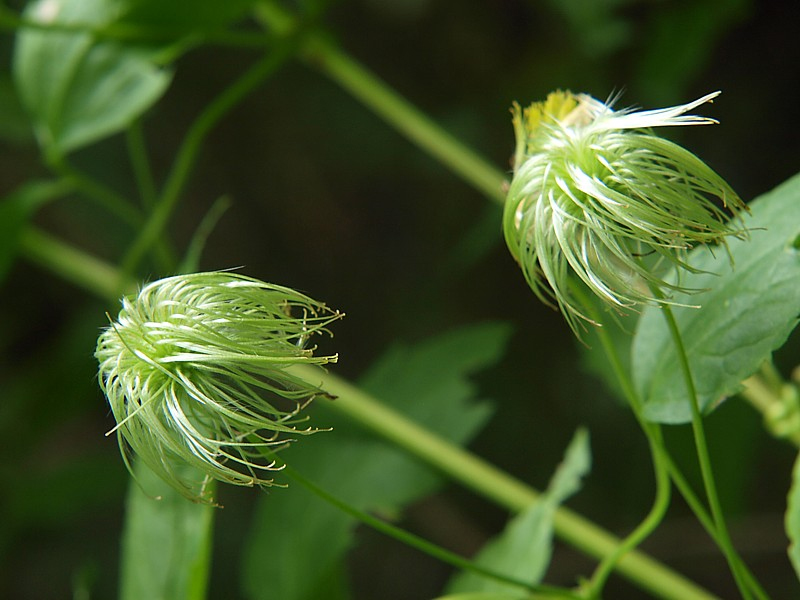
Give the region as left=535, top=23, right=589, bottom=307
left=785, top=450, right=800, bottom=582
left=120, top=462, right=214, bottom=600
left=0, top=180, right=71, bottom=282
left=0, top=76, right=34, bottom=143
left=242, top=322, right=511, bottom=600
left=633, top=172, right=800, bottom=423
left=14, top=0, right=171, bottom=156
left=445, top=429, right=591, bottom=596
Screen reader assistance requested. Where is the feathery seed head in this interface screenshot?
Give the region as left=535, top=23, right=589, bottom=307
left=95, top=272, right=342, bottom=503
left=504, top=90, right=747, bottom=334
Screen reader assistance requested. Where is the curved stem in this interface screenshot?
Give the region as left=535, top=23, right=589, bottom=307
left=586, top=447, right=670, bottom=598
left=659, top=302, right=765, bottom=600
left=178, top=195, right=232, bottom=274
left=119, top=36, right=299, bottom=280
left=571, top=285, right=775, bottom=600
left=573, top=285, right=768, bottom=599
left=126, top=120, right=158, bottom=210
left=265, top=453, right=578, bottom=598
left=572, top=287, right=672, bottom=597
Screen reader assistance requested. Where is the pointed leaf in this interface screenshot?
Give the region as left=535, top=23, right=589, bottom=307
left=633, top=172, right=800, bottom=423
left=446, top=429, right=591, bottom=595
left=14, top=0, right=171, bottom=156
left=120, top=462, right=214, bottom=600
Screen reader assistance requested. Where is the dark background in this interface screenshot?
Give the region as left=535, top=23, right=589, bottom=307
left=2, top=0, right=800, bottom=598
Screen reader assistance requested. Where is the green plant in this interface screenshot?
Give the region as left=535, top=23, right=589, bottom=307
left=2, top=1, right=800, bottom=599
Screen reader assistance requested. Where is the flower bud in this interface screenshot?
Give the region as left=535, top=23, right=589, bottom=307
left=95, top=272, right=342, bottom=503
left=504, top=90, right=747, bottom=334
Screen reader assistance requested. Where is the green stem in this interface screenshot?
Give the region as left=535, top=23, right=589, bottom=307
left=571, top=286, right=672, bottom=598
left=21, top=236, right=719, bottom=600
left=586, top=448, right=670, bottom=598
left=47, top=155, right=144, bottom=228
left=293, top=363, right=719, bottom=600
left=567, top=293, right=729, bottom=538
left=45, top=154, right=175, bottom=272
left=178, top=195, right=232, bottom=274
left=126, top=120, right=158, bottom=210
left=18, top=227, right=128, bottom=300
left=119, top=37, right=299, bottom=279
left=267, top=454, right=577, bottom=598
left=573, top=286, right=672, bottom=598
left=0, top=5, right=276, bottom=49
left=571, top=289, right=770, bottom=599
left=254, top=2, right=507, bottom=204
left=659, top=303, right=764, bottom=600
left=662, top=449, right=770, bottom=600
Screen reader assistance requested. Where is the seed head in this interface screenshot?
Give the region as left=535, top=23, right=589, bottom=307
left=95, top=272, right=342, bottom=503
left=504, top=90, right=747, bottom=334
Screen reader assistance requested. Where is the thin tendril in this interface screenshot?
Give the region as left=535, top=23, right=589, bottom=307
left=259, top=447, right=582, bottom=599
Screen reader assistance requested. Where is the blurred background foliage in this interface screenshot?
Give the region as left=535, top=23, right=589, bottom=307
left=1, top=0, right=799, bottom=598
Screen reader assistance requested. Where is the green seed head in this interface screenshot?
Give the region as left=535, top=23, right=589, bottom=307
left=504, top=90, right=747, bottom=334
left=95, top=272, right=342, bottom=503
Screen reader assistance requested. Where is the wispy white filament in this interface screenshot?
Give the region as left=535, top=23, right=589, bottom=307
left=504, top=91, right=746, bottom=335
left=96, top=272, right=342, bottom=503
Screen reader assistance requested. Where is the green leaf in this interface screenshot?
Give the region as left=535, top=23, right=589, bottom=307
left=445, top=429, right=591, bottom=596
left=785, top=450, right=800, bottom=583
left=241, top=322, right=511, bottom=600
left=0, top=75, right=35, bottom=144
left=0, top=180, right=71, bottom=282
left=120, top=462, right=214, bottom=600
left=14, top=0, right=171, bottom=156
left=633, top=172, right=800, bottom=423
